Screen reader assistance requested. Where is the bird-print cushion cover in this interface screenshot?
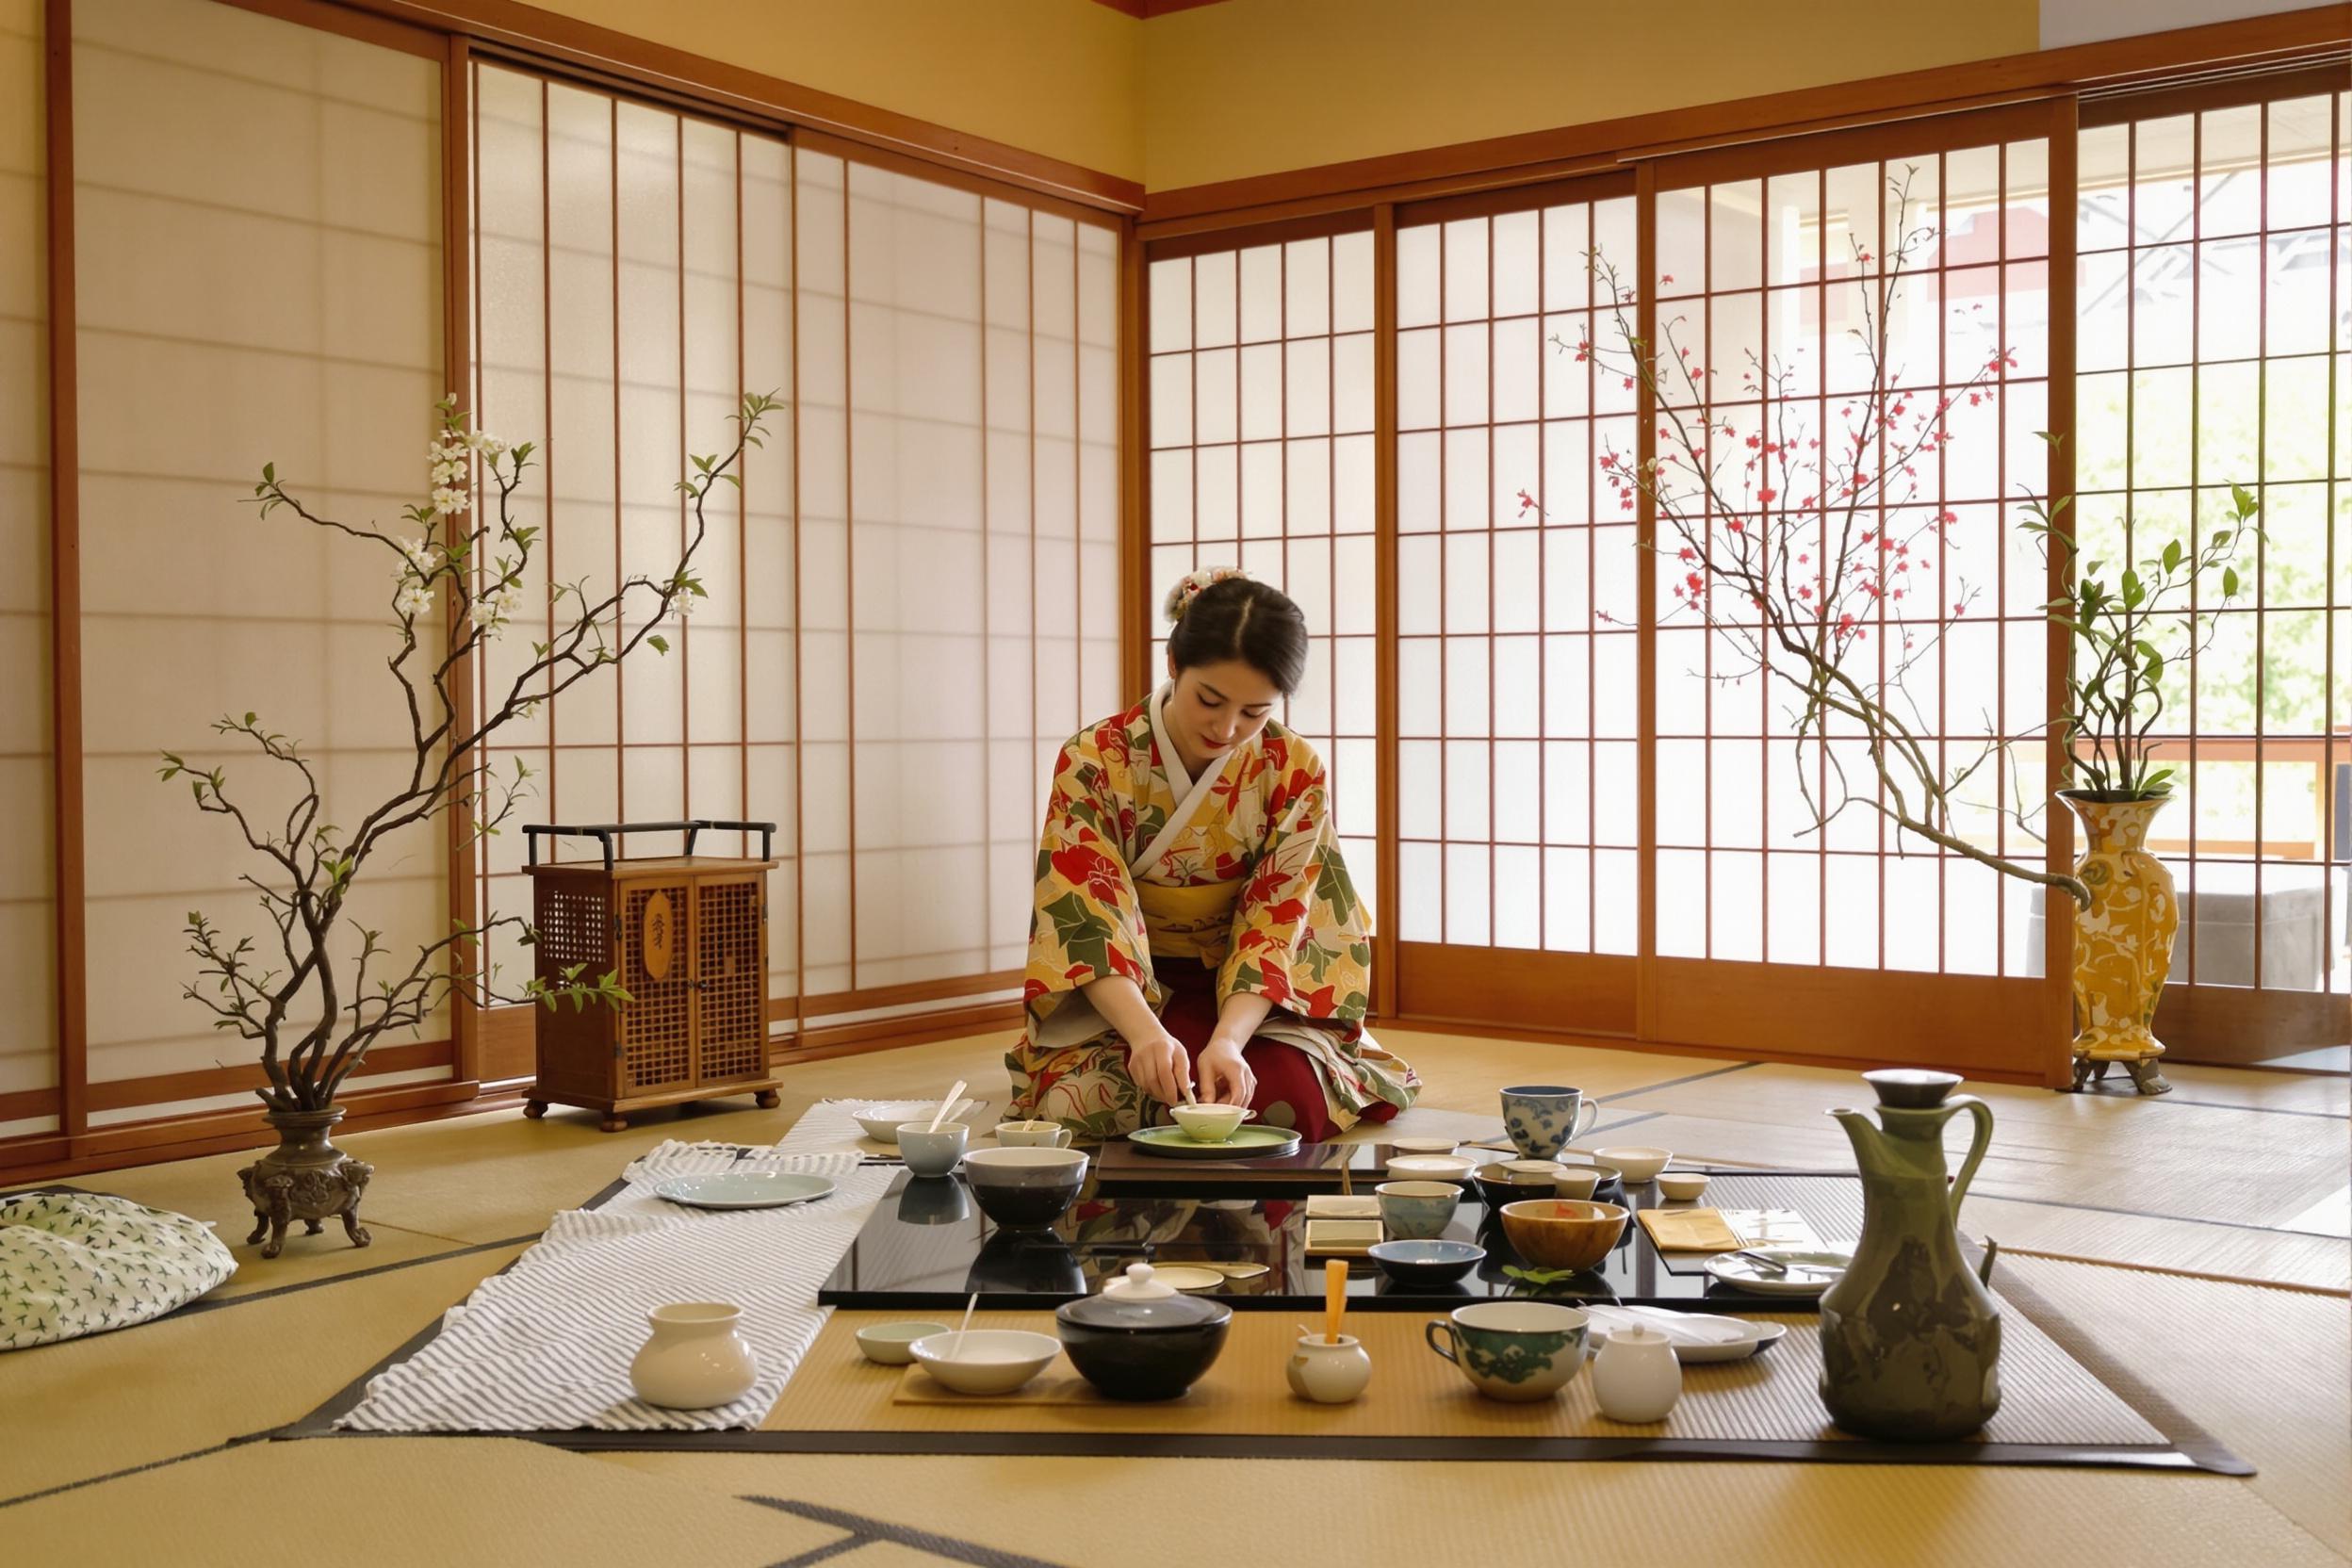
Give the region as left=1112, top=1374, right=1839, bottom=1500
left=0, top=1191, right=236, bottom=1349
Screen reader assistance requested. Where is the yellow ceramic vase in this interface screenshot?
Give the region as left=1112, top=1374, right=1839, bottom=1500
left=2061, top=792, right=2177, bottom=1093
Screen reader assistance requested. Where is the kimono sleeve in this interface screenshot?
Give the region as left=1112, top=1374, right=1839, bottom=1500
left=1217, top=739, right=1372, bottom=1025
left=1024, top=733, right=1155, bottom=1032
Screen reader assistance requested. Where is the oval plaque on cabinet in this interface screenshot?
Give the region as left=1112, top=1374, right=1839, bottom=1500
left=642, top=890, right=676, bottom=981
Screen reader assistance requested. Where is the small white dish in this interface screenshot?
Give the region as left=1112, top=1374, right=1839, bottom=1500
left=1702, top=1247, right=1852, bottom=1298
left=1655, top=1170, right=1711, bottom=1202
left=855, top=1320, right=950, bottom=1365
left=1140, top=1264, right=1226, bottom=1293
left=650, top=1171, right=836, bottom=1210
left=1595, top=1146, right=1673, bottom=1184
left=1386, top=1135, right=1465, bottom=1155
left=1384, top=1153, right=1477, bottom=1183
left=908, top=1329, right=1061, bottom=1394
left=854, top=1102, right=942, bottom=1143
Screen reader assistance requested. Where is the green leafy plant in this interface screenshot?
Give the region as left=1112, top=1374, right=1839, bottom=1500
left=2023, top=463, right=2262, bottom=800
left=162, top=392, right=777, bottom=1113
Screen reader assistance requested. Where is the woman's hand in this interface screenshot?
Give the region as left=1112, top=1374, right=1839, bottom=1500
left=1196, top=1035, right=1256, bottom=1108
left=1126, top=1028, right=1195, bottom=1105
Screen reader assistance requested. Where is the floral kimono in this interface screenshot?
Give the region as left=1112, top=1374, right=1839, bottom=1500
left=1005, top=690, right=1418, bottom=1138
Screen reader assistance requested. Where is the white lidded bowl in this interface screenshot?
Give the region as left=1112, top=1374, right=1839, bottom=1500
left=908, top=1329, right=1061, bottom=1394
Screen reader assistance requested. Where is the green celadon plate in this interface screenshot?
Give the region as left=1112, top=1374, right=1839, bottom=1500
left=1127, top=1125, right=1305, bottom=1160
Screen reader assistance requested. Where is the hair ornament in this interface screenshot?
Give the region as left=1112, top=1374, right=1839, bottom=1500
left=1163, top=566, right=1246, bottom=626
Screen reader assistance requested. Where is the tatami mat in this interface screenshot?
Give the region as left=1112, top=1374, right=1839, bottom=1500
left=0, top=1242, right=529, bottom=1504
left=606, top=1452, right=2350, bottom=1568
left=5, top=1438, right=846, bottom=1566
left=4, top=1027, right=2344, bottom=1568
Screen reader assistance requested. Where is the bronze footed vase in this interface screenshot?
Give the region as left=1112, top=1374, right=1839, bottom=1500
left=1818, top=1070, right=2001, bottom=1441
left=237, top=1106, right=373, bottom=1259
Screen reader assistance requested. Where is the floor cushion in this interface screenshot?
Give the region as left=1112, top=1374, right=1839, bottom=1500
left=0, top=1191, right=237, bottom=1350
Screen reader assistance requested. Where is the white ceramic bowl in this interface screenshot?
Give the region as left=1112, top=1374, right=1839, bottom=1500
left=855, top=1320, right=949, bottom=1365
left=1169, top=1103, right=1253, bottom=1141
left=1656, top=1170, right=1711, bottom=1201
left=1384, top=1153, right=1478, bottom=1184
left=1595, top=1146, right=1672, bottom=1184
left=1551, top=1167, right=1603, bottom=1200
left=908, top=1329, right=1061, bottom=1394
left=854, top=1102, right=944, bottom=1143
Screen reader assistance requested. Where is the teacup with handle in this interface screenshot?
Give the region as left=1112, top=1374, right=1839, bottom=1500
left=1499, top=1085, right=1601, bottom=1161
left=1424, top=1301, right=1590, bottom=1402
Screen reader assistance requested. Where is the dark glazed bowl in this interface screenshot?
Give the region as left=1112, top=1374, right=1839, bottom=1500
left=964, top=1232, right=1086, bottom=1297
left=961, top=1146, right=1090, bottom=1231
left=1471, top=1162, right=1563, bottom=1211
left=1054, top=1265, right=1233, bottom=1401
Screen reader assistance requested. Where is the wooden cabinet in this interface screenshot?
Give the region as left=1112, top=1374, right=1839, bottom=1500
left=521, top=821, right=782, bottom=1132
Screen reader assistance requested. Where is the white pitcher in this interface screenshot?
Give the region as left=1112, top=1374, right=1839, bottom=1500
left=629, top=1301, right=758, bottom=1409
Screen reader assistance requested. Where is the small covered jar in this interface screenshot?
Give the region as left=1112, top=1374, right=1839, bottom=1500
left=1054, top=1263, right=1232, bottom=1401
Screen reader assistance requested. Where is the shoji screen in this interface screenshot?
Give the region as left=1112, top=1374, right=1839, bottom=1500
left=1144, top=227, right=1381, bottom=919
left=470, top=65, right=1120, bottom=1042
left=0, top=0, right=54, bottom=1137
left=73, top=0, right=448, bottom=1116
left=2076, top=77, right=2350, bottom=1056
left=1390, top=182, right=1642, bottom=1031
left=801, top=154, right=1120, bottom=999
left=1640, top=105, right=2066, bottom=1070
left=469, top=69, right=783, bottom=1040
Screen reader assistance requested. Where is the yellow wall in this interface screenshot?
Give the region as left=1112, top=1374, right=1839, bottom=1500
left=523, top=0, right=1145, bottom=183
left=1141, top=0, right=2044, bottom=191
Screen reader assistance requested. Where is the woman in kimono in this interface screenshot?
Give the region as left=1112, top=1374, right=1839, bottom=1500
left=1006, top=569, right=1418, bottom=1140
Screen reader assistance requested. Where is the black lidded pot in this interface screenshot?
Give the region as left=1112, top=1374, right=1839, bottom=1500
left=1054, top=1263, right=1233, bottom=1401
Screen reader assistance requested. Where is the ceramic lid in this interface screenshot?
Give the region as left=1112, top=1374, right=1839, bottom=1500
left=1055, top=1264, right=1231, bottom=1332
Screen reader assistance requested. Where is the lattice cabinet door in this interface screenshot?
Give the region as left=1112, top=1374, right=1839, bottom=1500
left=694, top=874, right=768, bottom=1085
left=618, top=875, right=697, bottom=1096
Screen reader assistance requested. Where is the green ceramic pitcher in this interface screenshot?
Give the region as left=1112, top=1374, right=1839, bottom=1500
left=1817, top=1069, right=2001, bottom=1441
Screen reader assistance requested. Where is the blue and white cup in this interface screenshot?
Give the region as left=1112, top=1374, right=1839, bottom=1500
left=1499, top=1086, right=1600, bottom=1161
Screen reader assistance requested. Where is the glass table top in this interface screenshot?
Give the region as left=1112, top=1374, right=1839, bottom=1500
left=816, top=1161, right=1857, bottom=1314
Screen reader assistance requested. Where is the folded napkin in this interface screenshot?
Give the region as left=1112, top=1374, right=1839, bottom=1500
left=1636, top=1206, right=1741, bottom=1252
left=1585, top=1304, right=1751, bottom=1347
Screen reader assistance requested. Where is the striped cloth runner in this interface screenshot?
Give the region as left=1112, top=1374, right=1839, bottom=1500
left=336, top=1144, right=890, bottom=1432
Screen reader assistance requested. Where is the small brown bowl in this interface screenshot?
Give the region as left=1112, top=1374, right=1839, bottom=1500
left=1498, top=1199, right=1628, bottom=1272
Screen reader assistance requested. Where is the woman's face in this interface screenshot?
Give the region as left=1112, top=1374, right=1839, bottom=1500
left=1164, top=657, right=1282, bottom=759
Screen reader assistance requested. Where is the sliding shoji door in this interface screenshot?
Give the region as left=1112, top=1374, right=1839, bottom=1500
left=1144, top=223, right=1382, bottom=922
left=797, top=147, right=1119, bottom=1009
left=0, top=0, right=54, bottom=1139
left=74, top=0, right=451, bottom=1117
left=1636, top=105, right=2070, bottom=1074
left=2076, top=74, right=2351, bottom=1056
left=469, top=65, right=1121, bottom=1054
left=1389, top=180, right=1642, bottom=1032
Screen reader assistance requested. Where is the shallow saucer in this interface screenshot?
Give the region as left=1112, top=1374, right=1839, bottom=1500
left=649, top=1171, right=836, bottom=1210
left=1702, top=1247, right=1853, bottom=1298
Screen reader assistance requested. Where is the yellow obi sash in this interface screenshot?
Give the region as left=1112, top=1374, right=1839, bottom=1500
left=1135, top=878, right=1242, bottom=963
